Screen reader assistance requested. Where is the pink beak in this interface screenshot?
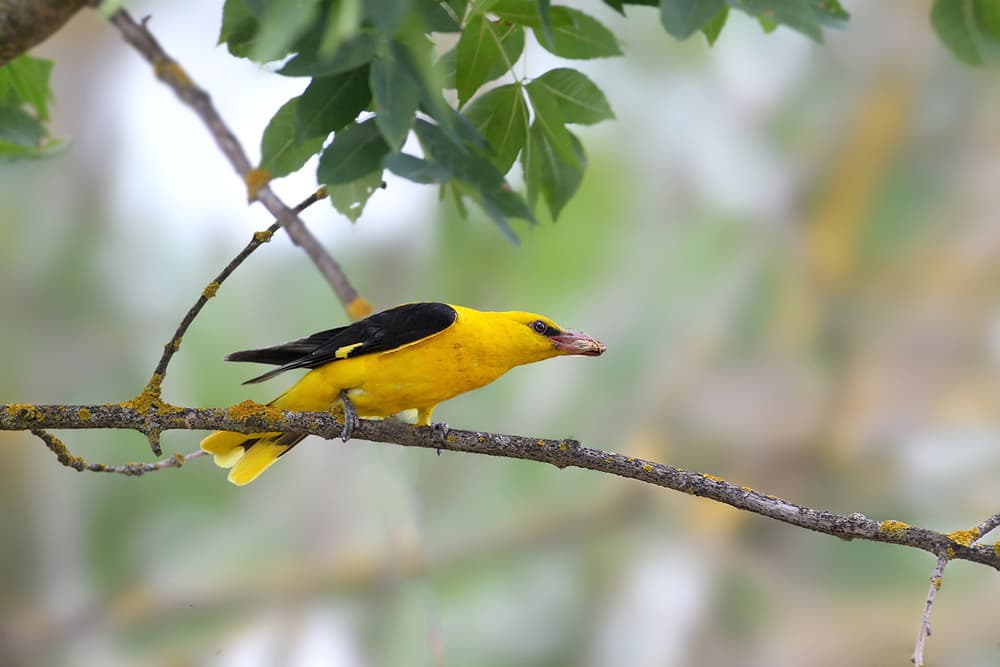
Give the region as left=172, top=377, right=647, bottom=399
left=551, top=329, right=606, bottom=356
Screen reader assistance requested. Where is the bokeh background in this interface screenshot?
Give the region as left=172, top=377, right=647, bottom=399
left=2, top=1, right=1000, bottom=665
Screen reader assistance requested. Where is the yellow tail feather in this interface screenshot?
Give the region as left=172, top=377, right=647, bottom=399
left=200, top=430, right=291, bottom=486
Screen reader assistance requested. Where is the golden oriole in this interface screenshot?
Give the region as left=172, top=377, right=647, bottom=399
left=202, top=302, right=606, bottom=485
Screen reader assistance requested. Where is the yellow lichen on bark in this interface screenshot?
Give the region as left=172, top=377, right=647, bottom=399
left=347, top=297, right=374, bottom=321
left=5, top=403, right=41, bottom=422
left=879, top=519, right=910, bottom=538
left=946, top=529, right=980, bottom=547
left=244, top=168, right=271, bottom=201
left=122, top=374, right=171, bottom=414
left=153, top=59, right=193, bottom=88
left=202, top=282, right=220, bottom=299
left=225, top=400, right=285, bottom=426
left=76, top=408, right=91, bottom=421
left=701, top=473, right=724, bottom=483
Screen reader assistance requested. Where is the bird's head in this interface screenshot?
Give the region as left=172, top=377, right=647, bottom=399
left=496, top=311, right=606, bottom=363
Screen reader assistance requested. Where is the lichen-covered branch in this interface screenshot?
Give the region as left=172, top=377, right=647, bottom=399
left=3, top=400, right=999, bottom=571
left=31, top=428, right=205, bottom=475
left=0, top=0, right=86, bottom=66
left=102, top=9, right=370, bottom=320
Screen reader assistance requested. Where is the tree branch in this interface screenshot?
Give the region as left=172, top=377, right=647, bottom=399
left=911, top=552, right=948, bottom=667
left=0, top=0, right=86, bottom=67
left=30, top=428, right=205, bottom=475
left=101, top=8, right=371, bottom=321
left=4, top=401, right=999, bottom=571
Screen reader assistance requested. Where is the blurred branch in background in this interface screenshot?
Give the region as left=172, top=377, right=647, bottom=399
left=5, top=483, right=640, bottom=665
left=103, top=7, right=370, bottom=321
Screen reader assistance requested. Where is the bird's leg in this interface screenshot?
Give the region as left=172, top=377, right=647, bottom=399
left=417, top=407, right=449, bottom=453
left=431, top=421, right=450, bottom=454
left=338, top=390, right=359, bottom=442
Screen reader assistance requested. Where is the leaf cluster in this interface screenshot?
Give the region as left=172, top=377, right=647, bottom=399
left=218, top=0, right=852, bottom=237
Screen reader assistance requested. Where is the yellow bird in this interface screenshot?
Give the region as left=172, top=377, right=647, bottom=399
left=202, top=302, right=606, bottom=485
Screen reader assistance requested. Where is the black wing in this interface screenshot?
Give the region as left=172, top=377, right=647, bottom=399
left=226, top=302, right=458, bottom=384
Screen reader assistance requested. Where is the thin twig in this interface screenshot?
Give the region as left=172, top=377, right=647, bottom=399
left=30, top=428, right=205, bottom=476
left=912, top=552, right=948, bottom=667
left=103, top=9, right=368, bottom=318
left=973, top=511, right=1000, bottom=541
left=149, top=187, right=329, bottom=383
left=4, top=401, right=1000, bottom=570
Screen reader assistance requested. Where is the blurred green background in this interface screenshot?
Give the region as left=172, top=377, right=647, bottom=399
left=3, top=1, right=1000, bottom=665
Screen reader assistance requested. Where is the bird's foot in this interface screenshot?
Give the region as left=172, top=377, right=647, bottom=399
left=431, top=421, right=449, bottom=455
left=338, top=391, right=360, bottom=442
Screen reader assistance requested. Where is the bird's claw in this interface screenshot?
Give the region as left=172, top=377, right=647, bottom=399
left=431, top=421, right=449, bottom=454
left=339, top=391, right=359, bottom=442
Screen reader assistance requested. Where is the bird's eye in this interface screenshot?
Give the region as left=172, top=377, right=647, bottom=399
left=530, top=320, right=548, bottom=335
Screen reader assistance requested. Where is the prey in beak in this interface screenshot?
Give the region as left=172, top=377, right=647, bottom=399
left=551, top=329, right=606, bottom=356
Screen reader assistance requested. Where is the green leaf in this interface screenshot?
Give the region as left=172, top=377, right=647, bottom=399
left=418, top=0, right=463, bottom=32
left=530, top=68, right=614, bottom=125
left=414, top=119, right=533, bottom=235
left=295, top=67, right=371, bottom=141
left=702, top=5, right=729, bottom=44
left=442, top=0, right=468, bottom=16
left=321, top=0, right=363, bottom=48
left=259, top=97, right=327, bottom=178
left=0, top=105, right=46, bottom=147
left=278, top=33, right=377, bottom=77
left=328, top=169, right=385, bottom=221
left=414, top=118, right=500, bottom=185
left=463, top=83, right=528, bottom=173
left=976, top=0, right=1000, bottom=43
left=491, top=0, right=567, bottom=27
left=536, top=6, right=622, bottom=59
left=730, top=0, right=849, bottom=42
left=931, top=0, right=982, bottom=64
left=931, top=0, right=1000, bottom=64
left=601, top=0, right=657, bottom=14
left=435, top=45, right=458, bottom=89
left=0, top=55, right=54, bottom=120
left=251, top=0, right=321, bottom=63
left=537, top=0, right=555, bottom=46
left=384, top=152, right=452, bottom=183
left=521, top=121, right=585, bottom=219
left=317, top=117, right=391, bottom=184
left=455, top=13, right=525, bottom=106
left=811, top=0, right=850, bottom=26
left=363, top=0, right=415, bottom=34
left=219, top=0, right=259, bottom=58
left=524, top=78, right=582, bottom=167
left=660, top=0, right=725, bottom=40
left=371, top=47, right=421, bottom=150
left=390, top=35, right=457, bottom=138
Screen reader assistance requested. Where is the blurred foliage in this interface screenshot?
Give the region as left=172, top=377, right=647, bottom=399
left=0, top=54, right=63, bottom=159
